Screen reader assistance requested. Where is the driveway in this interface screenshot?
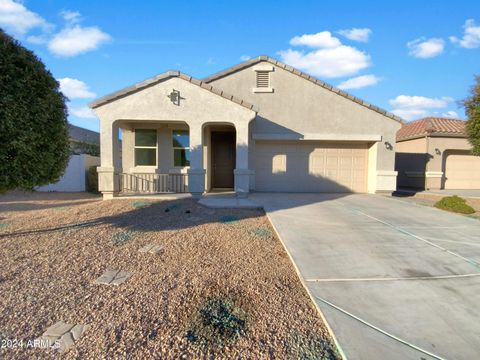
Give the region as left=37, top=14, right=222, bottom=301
left=251, top=193, right=480, bottom=360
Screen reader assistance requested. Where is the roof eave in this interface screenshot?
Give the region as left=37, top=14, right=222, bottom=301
left=203, top=55, right=404, bottom=124
left=89, top=71, right=258, bottom=112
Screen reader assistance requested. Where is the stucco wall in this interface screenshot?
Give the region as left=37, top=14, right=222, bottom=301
left=37, top=154, right=100, bottom=192
left=93, top=76, right=256, bottom=197
left=208, top=61, right=401, bottom=192
left=427, top=137, right=472, bottom=172
left=395, top=136, right=475, bottom=189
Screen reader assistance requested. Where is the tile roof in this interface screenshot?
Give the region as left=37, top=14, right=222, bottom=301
left=68, top=124, right=99, bottom=145
left=203, top=55, right=404, bottom=124
left=396, top=117, right=466, bottom=142
left=89, top=71, right=258, bottom=112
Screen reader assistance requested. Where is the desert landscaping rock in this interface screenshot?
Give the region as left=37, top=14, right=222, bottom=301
left=112, top=230, right=136, bottom=246
left=38, top=321, right=87, bottom=353
left=94, top=269, right=132, bottom=285
left=0, top=194, right=339, bottom=359
left=138, top=244, right=163, bottom=254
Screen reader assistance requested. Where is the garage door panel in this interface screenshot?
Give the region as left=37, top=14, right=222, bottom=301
left=445, top=152, right=480, bottom=189
left=254, top=141, right=368, bottom=193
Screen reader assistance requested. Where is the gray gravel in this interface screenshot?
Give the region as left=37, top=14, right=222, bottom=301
left=0, top=193, right=340, bottom=359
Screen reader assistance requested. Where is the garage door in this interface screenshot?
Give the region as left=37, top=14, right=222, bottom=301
left=254, top=141, right=368, bottom=192
left=445, top=151, right=480, bottom=189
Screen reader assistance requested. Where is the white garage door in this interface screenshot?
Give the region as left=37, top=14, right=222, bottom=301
left=254, top=141, right=368, bottom=193
left=445, top=151, right=480, bottom=189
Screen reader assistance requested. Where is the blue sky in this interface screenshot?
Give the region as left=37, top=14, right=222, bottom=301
left=1, top=0, right=479, bottom=132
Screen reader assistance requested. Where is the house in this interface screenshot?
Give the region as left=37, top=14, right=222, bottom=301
left=37, top=124, right=100, bottom=192
left=90, top=56, right=402, bottom=199
left=396, top=117, right=480, bottom=190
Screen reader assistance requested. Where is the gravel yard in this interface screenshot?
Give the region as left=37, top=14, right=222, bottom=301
left=391, top=192, right=480, bottom=220
left=0, top=192, right=339, bottom=359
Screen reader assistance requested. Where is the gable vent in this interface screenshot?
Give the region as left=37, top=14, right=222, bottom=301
left=256, top=71, right=270, bottom=88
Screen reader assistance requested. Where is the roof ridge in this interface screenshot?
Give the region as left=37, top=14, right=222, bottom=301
left=89, top=71, right=258, bottom=112
left=203, top=55, right=404, bottom=124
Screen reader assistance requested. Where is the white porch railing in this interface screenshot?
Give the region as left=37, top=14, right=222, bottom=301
left=119, top=173, right=188, bottom=193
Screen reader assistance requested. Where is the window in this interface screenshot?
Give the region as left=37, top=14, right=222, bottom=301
left=173, top=130, right=190, bottom=167
left=256, top=71, right=270, bottom=88
left=134, top=129, right=157, bottom=166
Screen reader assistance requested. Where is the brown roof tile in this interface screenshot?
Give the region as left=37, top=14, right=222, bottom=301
left=396, top=117, right=466, bottom=142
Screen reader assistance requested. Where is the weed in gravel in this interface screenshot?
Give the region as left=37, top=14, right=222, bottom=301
left=132, top=201, right=151, bottom=208
left=434, top=195, right=475, bottom=214
left=249, top=227, right=272, bottom=239
left=186, top=297, right=247, bottom=347
left=112, top=231, right=137, bottom=246
left=166, top=204, right=181, bottom=212
left=287, top=331, right=340, bottom=360
left=53, top=206, right=70, bottom=211
left=219, top=215, right=239, bottom=224
left=0, top=222, right=8, bottom=229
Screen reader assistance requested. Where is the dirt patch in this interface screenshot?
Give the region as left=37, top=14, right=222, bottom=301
left=0, top=194, right=340, bottom=359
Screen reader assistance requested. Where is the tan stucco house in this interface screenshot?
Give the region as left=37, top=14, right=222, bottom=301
left=90, top=56, right=403, bottom=199
left=396, top=117, right=480, bottom=190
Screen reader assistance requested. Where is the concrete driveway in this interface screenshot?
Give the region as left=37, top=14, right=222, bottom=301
left=250, top=193, right=480, bottom=360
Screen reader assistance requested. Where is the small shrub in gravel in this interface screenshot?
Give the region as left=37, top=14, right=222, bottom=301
left=287, top=330, right=340, bottom=360
left=112, top=231, right=137, bottom=246
left=434, top=195, right=475, bottom=214
left=0, top=222, right=8, bottom=229
left=249, top=227, right=273, bottom=239
left=186, top=297, right=247, bottom=347
left=132, top=201, right=150, bottom=208
left=219, top=215, right=239, bottom=224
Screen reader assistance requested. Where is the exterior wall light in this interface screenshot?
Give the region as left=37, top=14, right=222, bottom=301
left=384, top=141, right=393, bottom=150
left=435, top=148, right=441, bottom=155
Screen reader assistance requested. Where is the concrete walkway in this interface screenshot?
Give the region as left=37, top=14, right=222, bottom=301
left=398, top=188, right=480, bottom=199
left=251, top=193, right=480, bottom=360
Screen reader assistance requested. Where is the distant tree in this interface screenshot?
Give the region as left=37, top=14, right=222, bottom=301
left=0, top=29, right=70, bottom=192
left=464, top=75, right=480, bottom=156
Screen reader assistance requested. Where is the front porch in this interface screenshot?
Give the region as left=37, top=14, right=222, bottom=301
left=97, top=120, right=254, bottom=199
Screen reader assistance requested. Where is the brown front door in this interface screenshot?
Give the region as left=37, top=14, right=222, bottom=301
left=212, top=132, right=236, bottom=188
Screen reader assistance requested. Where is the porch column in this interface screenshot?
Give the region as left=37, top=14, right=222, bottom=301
left=234, top=122, right=252, bottom=197
left=98, top=121, right=121, bottom=200
left=187, top=123, right=205, bottom=197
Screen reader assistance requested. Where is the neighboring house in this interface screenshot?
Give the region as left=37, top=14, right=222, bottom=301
left=37, top=124, right=100, bottom=192
left=90, top=55, right=402, bottom=199
left=396, top=117, right=480, bottom=190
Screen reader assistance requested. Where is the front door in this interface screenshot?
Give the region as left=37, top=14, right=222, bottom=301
left=212, top=132, right=235, bottom=188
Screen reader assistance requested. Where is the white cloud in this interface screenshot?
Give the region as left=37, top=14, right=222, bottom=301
left=60, top=10, right=81, bottom=24
left=290, top=31, right=341, bottom=48
left=389, top=95, right=452, bottom=109
left=240, top=55, right=251, bottom=61
left=407, top=37, right=444, bottom=58
left=48, top=25, right=110, bottom=57
left=279, top=46, right=370, bottom=78
left=389, top=95, right=453, bottom=120
left=337, top=74, right=380, bottom=90
left=69, top=105, right=96, bottom=119
left=0, top=0, right=51, bottom=35
left=338, top=28, right=371, bottom=42
left=280, top=31, right=371, bottom=78
left=59, top=78, right=96, bottom=99
left=26, top=34, right=48, bottom=44
left=450, top=19, right=480, bottom=49
left=442, top=110, right=459, bottom=118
